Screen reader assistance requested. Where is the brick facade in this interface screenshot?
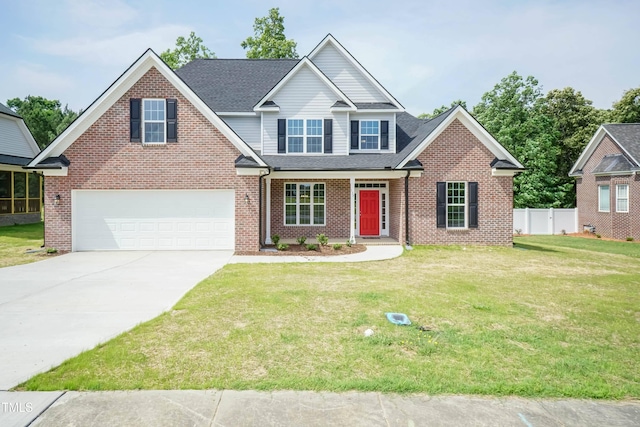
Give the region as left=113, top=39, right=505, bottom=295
left=575, top=135, right=639, bottom=240
left=408, top=119, right=514, bottom=246
left=264, top=120, right=514, bottom=246
left=44, top=67, right=260, bottom=252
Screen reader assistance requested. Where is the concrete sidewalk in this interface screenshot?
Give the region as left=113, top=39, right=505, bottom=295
left=1, top=390, right=638, bottom=427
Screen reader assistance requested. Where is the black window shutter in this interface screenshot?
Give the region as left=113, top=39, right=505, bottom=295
left=350, top=120, right=359, bottom=150
left=130, top=98, right=141, bottom=142
left=277, top=119, right=286, bottom=153
left=380, top=120, right=389, bottom=149
left=166, top=99, right=177, bottom=142
left=468, top=182, right=478, bottom=228
left=324, top=119, right=332, bottom=153
left=437, top=182, right=446, bottom=228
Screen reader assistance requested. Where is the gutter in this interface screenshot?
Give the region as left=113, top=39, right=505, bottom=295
left=258, top=168, right=271, bottom=247
left=404, top=170, right=412, bottom=250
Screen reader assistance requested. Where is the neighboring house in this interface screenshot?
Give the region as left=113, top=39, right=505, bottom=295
left=27, top=35, right=523, bottom=252
left=0, top=102, right=42, bottom=226
left=570, top=124, right=640, bottom=240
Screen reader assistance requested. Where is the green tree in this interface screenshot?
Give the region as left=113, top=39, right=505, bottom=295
left=610, top=87, right=640, bottom=123
left=539, top=88, right=607, bottom=206
left=6, top=96, right=79, bottom=149
left=417, top=100, right=467, bottom=119
left=472, top=72, right=571, bottom=208
left=160, top=31, right=215, bottom=70
left=241, top=7, right=298, bottom=59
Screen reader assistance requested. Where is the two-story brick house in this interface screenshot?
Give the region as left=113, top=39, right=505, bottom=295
left=27, top=35, right=523, bottom=252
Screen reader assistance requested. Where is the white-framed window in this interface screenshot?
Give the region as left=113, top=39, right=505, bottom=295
left=284, top=183, right=325, bottom=225
left=616, top=184, right=629, bottom=213
left=598, top=185, right=610, bottom=212
left=447, top=182, right=466, bottom=228
left=360, top=120, right=379, bottom=150
left=143, top=99, right=166, bottom=143
left=287, top=119, right=323, bottom=153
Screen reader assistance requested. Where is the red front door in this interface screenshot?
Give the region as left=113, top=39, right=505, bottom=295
left=359, top=190, right=380, bottom=236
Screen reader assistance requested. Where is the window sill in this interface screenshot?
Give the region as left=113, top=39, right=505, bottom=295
left=142, top=142, right=167, bottom=146
left=446, top=227, right=469, bottom=231
left=284, top=224, right=326, bottom=227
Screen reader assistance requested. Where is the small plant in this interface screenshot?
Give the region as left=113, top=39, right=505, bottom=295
left=296, top=236, right=307, bottom=245
left=306, top=243, right=318, bottom=251
left=46, top=247, right=57, bottom=254
left=276, top=243, right=289, bottom=251
left=332, top=243, right=343, bottom=250
left=627, top=237, right=634, bottom=242
left=271, top=234, right=280, bottom=245
left=316, top=233, right=329, bottom=246
left=514, top=229, right=522, bottom=235
left=596, top=234, right=601, bottom=239
left=346, top=240, right=352, bottom=248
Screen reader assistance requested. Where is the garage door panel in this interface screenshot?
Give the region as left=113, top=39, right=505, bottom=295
left=73, top=190, right=235, bottom=251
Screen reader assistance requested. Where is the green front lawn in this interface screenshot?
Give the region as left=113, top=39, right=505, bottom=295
left=18, top=236, right=640, bottom=398
left=0, top=222, right=45, bottom=268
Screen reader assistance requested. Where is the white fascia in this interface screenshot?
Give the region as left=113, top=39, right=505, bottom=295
left=28, top=49, right=266, bottom=168
left=397, top=106, right=523, bottom=170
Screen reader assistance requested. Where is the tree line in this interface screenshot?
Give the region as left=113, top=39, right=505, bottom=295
left=7, top=7, right=639, bottom=209
left=422, top=75, right=640, bottom=208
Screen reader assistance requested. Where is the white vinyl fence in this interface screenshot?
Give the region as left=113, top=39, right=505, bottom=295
left=513, top=208, right=578, bottom=235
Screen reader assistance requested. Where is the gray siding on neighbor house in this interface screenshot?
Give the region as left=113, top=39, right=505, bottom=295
left=263, top=65, right=350, bottom=155
left=350, top=112, right=396, bottom=153
left=221, top=116, right=261, bottom=151
left=312, top=42, right=388, bottom=103
left=0, top=116, right=37, bottom=158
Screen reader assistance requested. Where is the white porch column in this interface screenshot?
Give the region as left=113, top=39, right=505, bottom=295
left=265, top=177, right=272, bottom=244
left=349, top=177, right=356, bottom=244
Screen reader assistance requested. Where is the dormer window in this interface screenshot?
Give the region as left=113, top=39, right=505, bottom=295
left=350, top=120, right=389, bottom=151
left=287, top=119, right=323, bottom=153
left=360, top=121, right=379, bottom=149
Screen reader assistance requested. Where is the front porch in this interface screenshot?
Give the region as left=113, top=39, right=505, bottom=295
left=261, top=175, right=410, bottom=246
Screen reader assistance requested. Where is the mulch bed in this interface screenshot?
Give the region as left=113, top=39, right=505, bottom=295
left=235, top=243, right=367, bottom=256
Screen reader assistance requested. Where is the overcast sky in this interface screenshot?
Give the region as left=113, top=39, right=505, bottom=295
left=1, top=0, right=638, bottom=116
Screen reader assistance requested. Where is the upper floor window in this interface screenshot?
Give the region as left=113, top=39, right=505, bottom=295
left=287, top=119, right=323, bottom=153
left=350, top=120, right=389, bottom=151
left=616, top=184, right=629, bottom=213
left=360, top=120, right=379, bottom=150
left=598, top=185, right=610, bottom=212
left=130, top=98, right=177, bottom=144
left=143, top=99, right=166, bottom=143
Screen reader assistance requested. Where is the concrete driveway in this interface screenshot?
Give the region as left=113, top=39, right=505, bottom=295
left=0, top=251, right=232, bottom=390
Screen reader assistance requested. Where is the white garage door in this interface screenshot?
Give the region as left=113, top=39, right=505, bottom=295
left=73, top=190, right=235, bottom=251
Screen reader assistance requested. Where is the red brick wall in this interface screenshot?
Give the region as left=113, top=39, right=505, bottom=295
left=45, top=67, right=259, bottom=252
left=408, top=119, right=514, bottom=246
left=576, top=135, right=639, bottom=240
left=269, top=179, right=351, bottom=240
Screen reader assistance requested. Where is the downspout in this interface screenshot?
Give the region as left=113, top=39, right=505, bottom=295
left=258, top=168, right=271, bottom=248
left=404, top=170, right=412, bottom=250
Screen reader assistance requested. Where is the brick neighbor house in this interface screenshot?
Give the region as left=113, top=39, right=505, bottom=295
left=0, top=102, right=42, bottom=226
left=27, top=35, right=523, bottom=252
left=570, top=124, right=640, bottom=240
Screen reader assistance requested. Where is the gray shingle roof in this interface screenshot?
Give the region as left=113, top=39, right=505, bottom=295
left=0, top=102, right=20, bottom=118
left=603, top=123, right=640, bottom=165
left=0, top=154, right=31, bottom=166
left=176, top=59, right=298, bottom=112
left=591, top=154, right=636, bottom=174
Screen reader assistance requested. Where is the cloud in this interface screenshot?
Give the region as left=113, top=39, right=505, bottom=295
left=0, top=63, right=75, bottom=103
left=26, top=24, right=193, bottom=67
left=65, top=0, right=137, bottom=30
